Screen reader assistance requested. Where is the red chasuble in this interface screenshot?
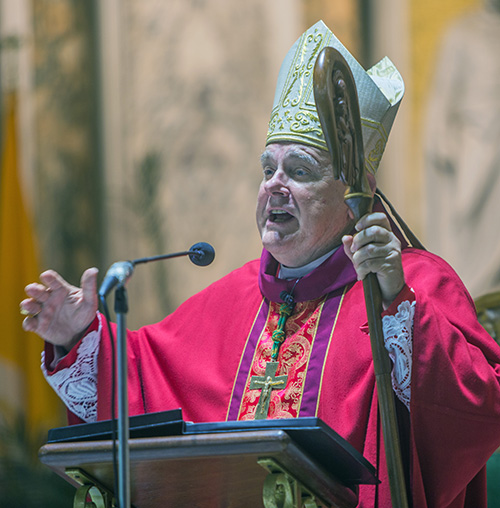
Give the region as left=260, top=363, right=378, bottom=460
left=46, top=221, right=500, bottom=508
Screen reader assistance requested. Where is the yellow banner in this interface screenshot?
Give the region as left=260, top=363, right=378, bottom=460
left=0, top=93, right=64, bottom=430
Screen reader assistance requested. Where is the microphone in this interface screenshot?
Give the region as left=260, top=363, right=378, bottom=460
left=98, top=242, right=215, bottom=297
left=98, top=261, right=135, bottom=298
left=188, top=242, right=215, bottom=266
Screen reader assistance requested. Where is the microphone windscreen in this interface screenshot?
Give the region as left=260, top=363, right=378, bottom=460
left=189, top=242, right=215, bottom=266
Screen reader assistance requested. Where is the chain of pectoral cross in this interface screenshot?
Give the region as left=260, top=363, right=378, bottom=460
left=250, top=289, right=296, bottom=420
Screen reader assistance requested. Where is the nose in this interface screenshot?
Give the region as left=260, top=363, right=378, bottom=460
left=263, top=168, right=290, bottom=197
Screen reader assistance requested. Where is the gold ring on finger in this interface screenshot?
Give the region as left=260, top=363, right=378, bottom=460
left=20, top=309, right=40, bottom=318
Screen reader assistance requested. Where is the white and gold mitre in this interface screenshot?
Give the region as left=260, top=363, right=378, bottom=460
left=266, top=20, right=404, bottom=174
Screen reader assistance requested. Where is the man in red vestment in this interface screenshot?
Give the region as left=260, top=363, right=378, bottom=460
left=21, top=21, right=500, bottom=507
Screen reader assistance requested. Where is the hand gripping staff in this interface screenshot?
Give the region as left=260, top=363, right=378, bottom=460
left=313, top=47, right=409, bottom=508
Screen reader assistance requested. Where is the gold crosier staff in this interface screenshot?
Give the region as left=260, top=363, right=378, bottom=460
left=313, top=47, right=409, bottom=508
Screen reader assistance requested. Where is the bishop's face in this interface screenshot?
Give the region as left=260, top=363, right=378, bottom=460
left=256, top=142, right=354, bottom=268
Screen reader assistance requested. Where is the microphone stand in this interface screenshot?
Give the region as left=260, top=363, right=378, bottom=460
left=100, top=242, right=215, bottom=507
left=115, top=285, right=130, bottom=508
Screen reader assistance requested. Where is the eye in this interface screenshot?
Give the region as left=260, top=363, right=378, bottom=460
left=262, top=166, right=275, bottom=179
left=291, top=167, right=309, bottom=178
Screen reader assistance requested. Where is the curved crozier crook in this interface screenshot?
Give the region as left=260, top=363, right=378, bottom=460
left=313, top=47, right=372, bottom=221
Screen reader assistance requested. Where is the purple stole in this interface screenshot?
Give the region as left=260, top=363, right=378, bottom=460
left=226, top=246, right=358, bottom=420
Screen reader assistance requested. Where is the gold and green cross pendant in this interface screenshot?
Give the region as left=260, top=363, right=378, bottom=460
left=249, top=361, right=288, bottom=420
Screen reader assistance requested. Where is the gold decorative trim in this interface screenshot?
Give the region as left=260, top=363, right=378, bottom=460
left=226, top=297, right=268, bottom=421
left=296, top=296, right=328, bottom=417
left=258, top=458, right=328, bottom=508
left=65, top=468, right=115, bottom=508
left=315, top=286, right=348, bottom=416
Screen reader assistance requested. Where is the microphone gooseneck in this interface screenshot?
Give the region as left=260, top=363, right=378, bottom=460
left=98, top=242, right=215, bottom=298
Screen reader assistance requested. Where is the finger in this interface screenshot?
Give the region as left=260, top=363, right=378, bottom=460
left=22, top=315, right=39, bottom=332
left=81, top=267, right=99, bottom=302
left=342, top=235, right=355, bottom=262
left=24, top=282, right=52, bottom=302
left=351, top=226, right=391, bottom=253
left=355, top=252, right=391, bottom=273
left=351, top=255, right=389, bottom=282
left=355, top=212, right=390, bottom=233
left=352, top=241, right=399, bottom=267
left=39, top=269, right=71, bottom=292
left=19, top=298, right=43, bottom=317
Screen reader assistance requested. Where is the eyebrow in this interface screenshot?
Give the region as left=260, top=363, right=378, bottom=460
left=260, top=151, right=272, bottom=167
left=260, top=150, right=322, bottom=168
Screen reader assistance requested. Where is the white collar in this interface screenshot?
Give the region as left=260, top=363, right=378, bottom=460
left=278, top=247, right=338, bottom=280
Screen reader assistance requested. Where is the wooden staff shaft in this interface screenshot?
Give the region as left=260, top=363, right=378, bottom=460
left=314, top=46, right=409, bottom=508
left=364, top=273, right=409, bottom=508
left=345, top=156, right=409, bottom=508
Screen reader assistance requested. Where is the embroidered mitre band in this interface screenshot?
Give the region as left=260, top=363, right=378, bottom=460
left=266, top=20, right=405, bottom=174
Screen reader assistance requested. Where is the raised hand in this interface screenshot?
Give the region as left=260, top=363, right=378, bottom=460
left=342, top=212, right=405, bottom=307
left=20, top=267, right=99, bottom=350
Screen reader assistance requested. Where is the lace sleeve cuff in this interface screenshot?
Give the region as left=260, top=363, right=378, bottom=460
left=41, top=315, right=101, bottom=423
left=382, top=287, right=416, bottom=411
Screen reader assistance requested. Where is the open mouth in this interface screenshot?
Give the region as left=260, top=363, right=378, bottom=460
left=269, top=210, right=294, bottom=223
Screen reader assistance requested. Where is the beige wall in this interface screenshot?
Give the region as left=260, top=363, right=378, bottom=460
left=302, top=0, right=360, bottom=57
left=409, top=0, right=481, bottom=240
left=97, top=0, right=303, bottom=327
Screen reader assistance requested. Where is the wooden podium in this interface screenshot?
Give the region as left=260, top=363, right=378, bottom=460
left=39, top=417, right=376, bottom=507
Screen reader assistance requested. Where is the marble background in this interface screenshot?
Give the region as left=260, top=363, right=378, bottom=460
left=32, top=0, right=101, bottom=280
left=29, top=0, right=307, bottom=328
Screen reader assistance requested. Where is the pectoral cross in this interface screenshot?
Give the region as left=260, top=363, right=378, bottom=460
left=249, top=361, right=288, bottom=420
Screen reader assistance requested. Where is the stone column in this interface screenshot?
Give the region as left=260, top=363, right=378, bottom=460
left=32, top=0, right=102, bottom=282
